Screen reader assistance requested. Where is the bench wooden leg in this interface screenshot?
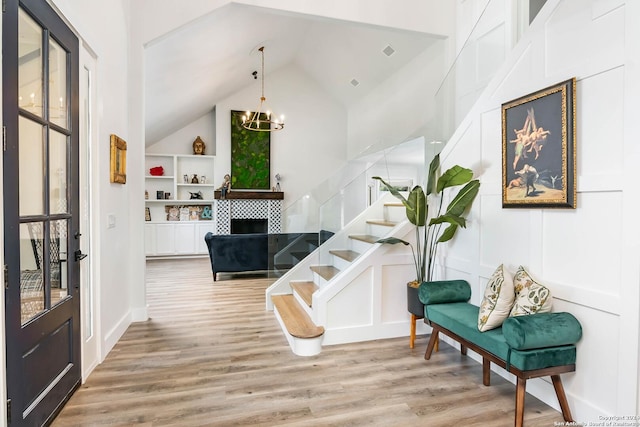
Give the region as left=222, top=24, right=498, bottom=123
left=482, top=357, right=490, bottom=386
left=551, top=375, right=574, bottom=422
left=410, top=314, right=417, bottom=349
left=460, top=344, right=467, bottom=356
left=424, top=330, right=440, bottom=360
left=515, top=377, right=526, bottom=427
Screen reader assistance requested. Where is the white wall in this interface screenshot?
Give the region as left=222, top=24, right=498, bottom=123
left=147, top=112, right=216, bottom=156
left=439, top=0, right=640, bottom=419
left=49, top=0, right=144, bottom=358
left=215, top=64, right=348, bottom=210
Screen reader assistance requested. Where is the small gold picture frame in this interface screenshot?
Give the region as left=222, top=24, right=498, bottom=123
left=110, top=134, right=127, bottom=184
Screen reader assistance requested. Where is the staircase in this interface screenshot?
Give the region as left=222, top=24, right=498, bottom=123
left=267, top=194, right=418, bottom=356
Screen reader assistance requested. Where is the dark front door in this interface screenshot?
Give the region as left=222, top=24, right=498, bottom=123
left=3, top=0, right=81, bottom=424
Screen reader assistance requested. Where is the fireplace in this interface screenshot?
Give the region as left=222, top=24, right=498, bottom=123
left=231, top=219, right=268, bottom=234
left=213, top=192, right=283, bottom=235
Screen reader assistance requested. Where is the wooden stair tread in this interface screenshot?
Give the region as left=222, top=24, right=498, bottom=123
left=310, top=265, right=340, bottom=281
left=366, top=219, right=397, bottom=227
left=329, top=249, right=359, bottom=262
left=348, top=234, right=379, bottom=244
left=272, top=295, right=324, bottom=339
left=291, top=281, right=318, bottom=307
left=385, top=202, right=404, bottom=207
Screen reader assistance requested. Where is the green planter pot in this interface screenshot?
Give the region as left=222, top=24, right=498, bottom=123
left=407, top=282, right=424, bottom=317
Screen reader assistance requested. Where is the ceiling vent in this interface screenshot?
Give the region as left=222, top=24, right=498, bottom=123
left=382, top=45, right=395, bottom=57
left=350, top=78, right=360, bottom=87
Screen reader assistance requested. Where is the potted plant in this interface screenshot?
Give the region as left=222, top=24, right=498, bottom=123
left=373, top=153, right=480, bottom=319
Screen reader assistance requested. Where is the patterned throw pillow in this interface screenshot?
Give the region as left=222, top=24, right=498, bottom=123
left=509, top=266, right=553, bottom=316
left=477, top=264, right=515, bottom=331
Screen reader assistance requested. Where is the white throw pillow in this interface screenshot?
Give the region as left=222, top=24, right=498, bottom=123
left=477, top=264, right=515, bottom=331
left=509, top=266, right=553, bottom=316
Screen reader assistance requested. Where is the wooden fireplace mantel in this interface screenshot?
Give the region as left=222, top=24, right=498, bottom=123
left=214, top=191, right=284, bottom=200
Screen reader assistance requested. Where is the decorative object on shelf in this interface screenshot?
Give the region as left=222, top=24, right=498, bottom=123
left=165, top=204, right=212, bottom=221
left=200, top=175, right=206, bottom=184
left=149, top=166, right=164, bottom=176
left=191, top=174, right=199, bottom=184
left=167, top=206, right=180, bottom=221
left=189, top=191, right=203, bottom=200
left=502, top=77, right=576, bottom=208
left=192, top=136, right=206, bottom=155
left=164, top=192, right=171, bottom=199
left=231, top=111, right=270, bottom=190
left=145, top=190, right=149, bottom=200
left=242, top=46, right=285, bottom=132
left=218, top=173, right=231, bottom=199
left=183, top=174, right=189, bottom=183
left=110, top=134, right=127, bottom=184
left=275, top=173, right=281, bottom=192
left=180, top=207, right=190, bottom=221
left=145, top=207, right=151, bottom=221
left=156, top=190, right=164, bottom=200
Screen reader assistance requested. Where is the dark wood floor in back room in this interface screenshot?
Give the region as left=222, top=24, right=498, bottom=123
left=51, top=258, right=564, bottom=427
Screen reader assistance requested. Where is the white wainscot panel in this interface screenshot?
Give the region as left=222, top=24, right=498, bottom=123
left=327, top=268, right=373, bottom=329
left=543, top=192, right=622, bottom=296
left=381, top=264, right=414, bottom=323
left=577, top=68, right=624, bottom=180
left=545, top=1, right=624, bottom=78
left=480, top=107, right=501, bottom=183
left=552, top=300, right=620, bottom=418
left=479, top=194, right=532, bottom=266
left=477, top=23, right=505, bottom=84
left=448, top=121, right=482, bottom=171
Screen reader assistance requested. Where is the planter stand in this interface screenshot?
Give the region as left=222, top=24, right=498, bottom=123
left=407, top=282, right=438, bottom=351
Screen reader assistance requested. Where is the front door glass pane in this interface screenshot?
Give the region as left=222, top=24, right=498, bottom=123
left=49, top=37, right=68, bottom=128
left=51, top=219, right=68, bottom=307
left=19, top=117, right=44, bottom=216
left=50, top=130, right=68, bottom=214
left=18, top=9, right=43, bottom=117
left=20, top=222, right=45, bottom=324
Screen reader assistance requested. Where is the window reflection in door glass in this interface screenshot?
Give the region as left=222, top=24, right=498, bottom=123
left=18, top=9, right=43, bottom=118
left=19, top=117, right=45, bottom=216
left=51, top=219, right=69, bottom=308
left=20, top=222, right=45, bottom=324
left=50, top=130, right=68, bottom=214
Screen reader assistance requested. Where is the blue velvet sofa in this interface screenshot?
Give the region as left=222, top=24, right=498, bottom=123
left=204, top=232, right=330, bottom=281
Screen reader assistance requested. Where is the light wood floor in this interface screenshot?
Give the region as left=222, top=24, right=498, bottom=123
left=52, top=258, right=565, bottom=426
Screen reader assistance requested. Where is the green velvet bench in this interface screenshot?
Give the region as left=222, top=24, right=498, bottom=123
left=419, top=280, right=582, bottom=427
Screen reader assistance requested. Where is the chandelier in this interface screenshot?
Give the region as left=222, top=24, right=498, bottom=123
left=242, top=46, right=285, bottom=132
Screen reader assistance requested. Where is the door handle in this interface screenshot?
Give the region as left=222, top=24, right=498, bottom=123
left=74, top=250, right=88, bottom=261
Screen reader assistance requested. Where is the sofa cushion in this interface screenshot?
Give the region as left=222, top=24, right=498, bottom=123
left=418, top=280, right=471, bottom=305
left=503, top=312, right=582, bottom=350
left=510, top=266, right=553, bottom=316
left=426, top=303, right=576, bottom=370
left=478, top=264, right=515, bottom=332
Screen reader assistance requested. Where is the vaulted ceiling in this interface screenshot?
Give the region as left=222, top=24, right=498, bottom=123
left=144, top=4, right=443, bottom=145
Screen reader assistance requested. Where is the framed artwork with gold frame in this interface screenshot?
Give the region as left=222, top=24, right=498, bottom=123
left=110, top=134, right=127, bottom=184
left=502, top=78, right=576, bottom=208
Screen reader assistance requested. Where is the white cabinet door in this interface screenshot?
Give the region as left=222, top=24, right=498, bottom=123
left=144, top=224, right=156, bottom=255
left=195, top=222, right=215, bottom=254
left=155, top=223, right=176, bottom=255
left=174, top=223, right=196, bottom=254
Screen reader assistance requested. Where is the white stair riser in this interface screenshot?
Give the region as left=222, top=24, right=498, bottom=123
left=368, top=223, right=394, bottom=237
left=273, top=304, right=323, bottom=357
left=385, top=206, right=406, bottom=222
left=292, top=290, right=313, bottom=317
left=331, top=255, right=353, bottom=271
left=350, top=238, right=375, bottom=254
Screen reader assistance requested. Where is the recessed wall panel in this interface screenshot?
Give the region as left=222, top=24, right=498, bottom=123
left=543, top=192, right=622, bottom=295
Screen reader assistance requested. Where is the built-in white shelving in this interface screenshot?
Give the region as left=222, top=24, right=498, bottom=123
left=144, top=153, right=215, bottom=257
